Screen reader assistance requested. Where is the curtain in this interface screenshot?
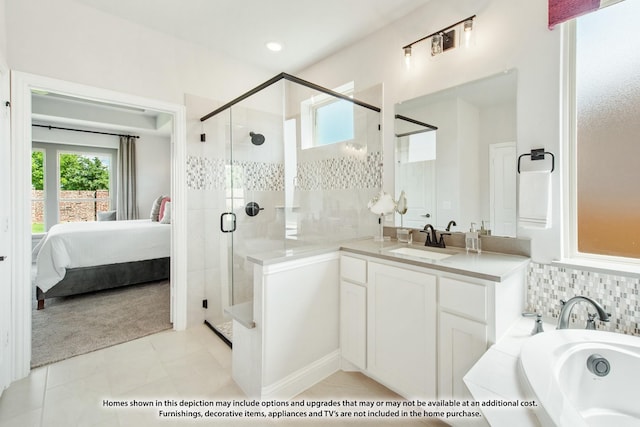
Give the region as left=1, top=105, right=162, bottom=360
left=116, top=136, right=138, bottom=220
left=549, top=0, right=625, bottom=29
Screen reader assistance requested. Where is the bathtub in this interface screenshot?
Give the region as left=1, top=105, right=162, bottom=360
left=519, top=329, right=640, bottom=427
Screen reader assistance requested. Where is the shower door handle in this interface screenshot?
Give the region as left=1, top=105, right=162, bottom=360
left=220, top=212, right=236, bottom=233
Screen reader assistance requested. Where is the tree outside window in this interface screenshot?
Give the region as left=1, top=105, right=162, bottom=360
left=31, top=147, right=113, bottom=231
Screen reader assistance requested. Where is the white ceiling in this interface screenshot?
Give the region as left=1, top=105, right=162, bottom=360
left=36, top=1, right=433, bottom=136
left=73, top=0, right=431, bottom=73
left=32, top=92, right=173, bottom=136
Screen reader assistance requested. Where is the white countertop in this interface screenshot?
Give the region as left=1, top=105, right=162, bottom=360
left=245, top=237, right=529, bottom=282
left=340, top=239, right=530, bottom=282
left=246, top=241, right=343, bottom=266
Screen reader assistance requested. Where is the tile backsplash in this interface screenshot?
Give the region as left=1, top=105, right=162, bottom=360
left=526, top=262, right=640, bottom=335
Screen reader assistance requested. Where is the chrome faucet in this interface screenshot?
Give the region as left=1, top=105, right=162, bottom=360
left=556, top=296, right=610, bottom=329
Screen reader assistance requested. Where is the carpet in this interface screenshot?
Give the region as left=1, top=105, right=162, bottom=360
left=31, top=280, right=172, bottom=368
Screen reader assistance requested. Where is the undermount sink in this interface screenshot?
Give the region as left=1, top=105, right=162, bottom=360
left=388, top=247, right=454, bottom=261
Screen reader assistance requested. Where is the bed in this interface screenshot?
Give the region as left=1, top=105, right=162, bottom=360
left=33, top=219, right=171, bottom=309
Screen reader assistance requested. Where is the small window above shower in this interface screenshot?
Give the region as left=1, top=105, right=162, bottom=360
left=301, top=81, right=354, bottom=149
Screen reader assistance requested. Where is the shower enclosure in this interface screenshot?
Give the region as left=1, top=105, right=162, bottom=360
left=199, top=73, right=382, bottom=343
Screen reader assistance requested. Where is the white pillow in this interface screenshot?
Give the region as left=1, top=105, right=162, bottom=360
left=150, top=195, right=166, bottom=221
left=160, top=202, right=172, bottom=224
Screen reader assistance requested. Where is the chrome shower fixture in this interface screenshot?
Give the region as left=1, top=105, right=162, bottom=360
left=249, top=132, right=265, bottom=145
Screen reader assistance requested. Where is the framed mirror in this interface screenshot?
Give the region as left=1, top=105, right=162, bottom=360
left=394, top=69, right=517, bottom=237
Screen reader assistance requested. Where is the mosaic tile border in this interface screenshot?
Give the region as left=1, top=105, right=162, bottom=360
left=296, top=151, right=382, bottom=191
left=186, top=157, right=225, bottom=190
left=187, top=151, right=382, bottom=192
left=187, top=156, right=283, bottom=191
left=526, top=262, right=640, bottom=335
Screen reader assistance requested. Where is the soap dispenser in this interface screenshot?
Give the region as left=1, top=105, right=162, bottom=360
left=465, top=223, right=481, bottom=253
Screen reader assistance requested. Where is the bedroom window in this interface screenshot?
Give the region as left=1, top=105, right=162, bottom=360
left=31, top=149, right=46, bottom=233
left=32, top=142, right=115, bottom=230
left=58, top=151, right=112, bottom=223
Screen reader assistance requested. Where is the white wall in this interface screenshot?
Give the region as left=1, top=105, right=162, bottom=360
left=5, top=0, right=271, bottom=105
left=136, top=135, right=171, bottom=217
left=298, top=0, right=562, bottom=263
left=0, top=0, right=6, bottom=61
left=478, top=102, right=517, bottom=220
left=457, top=99, right=480, bottom=229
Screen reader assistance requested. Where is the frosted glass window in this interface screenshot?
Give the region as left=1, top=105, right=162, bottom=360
left=576, top=0, right=640, bottom=259
left=397, top=131, right=436, bottom=164
left=314, top=98, right=354, bottom=145
left=300, top=81, right=355, bottom=149
left=409, top=132, right=436, bottom=162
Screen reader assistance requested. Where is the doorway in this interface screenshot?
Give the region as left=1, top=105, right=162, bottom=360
left=9, top=71, right=187, bottom=381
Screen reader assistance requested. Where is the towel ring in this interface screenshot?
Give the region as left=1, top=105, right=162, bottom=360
left=517, top=148, right=555, bottom=173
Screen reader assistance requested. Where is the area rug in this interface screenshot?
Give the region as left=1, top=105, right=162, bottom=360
left=31, top=280, right=172, bottom=368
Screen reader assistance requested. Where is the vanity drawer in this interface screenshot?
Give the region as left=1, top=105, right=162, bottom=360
left=340, top=255, right=367, bottom=284
left=439, top=277, right=487, bottom=322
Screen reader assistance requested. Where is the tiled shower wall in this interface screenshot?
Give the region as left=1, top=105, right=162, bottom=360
left=526, top=262, right=640, bottom=335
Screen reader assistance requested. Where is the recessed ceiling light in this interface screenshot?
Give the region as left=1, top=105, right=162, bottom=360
left=266, top=42, right=283, bottom=52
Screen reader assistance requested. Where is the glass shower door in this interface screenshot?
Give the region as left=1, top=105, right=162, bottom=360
left=213, top=82, right=287, bottom=343
left=200, top=74, right=381, bottom=345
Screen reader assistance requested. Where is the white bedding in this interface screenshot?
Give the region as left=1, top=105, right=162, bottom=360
left=33, top=219, right=170, bottom=293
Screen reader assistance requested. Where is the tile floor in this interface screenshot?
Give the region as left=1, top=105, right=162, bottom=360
left=0, top=325, right=449, bottom=426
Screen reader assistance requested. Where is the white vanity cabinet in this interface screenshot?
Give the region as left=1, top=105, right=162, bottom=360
left=340, top=255, right=367, bottom=370
left=232, top=242, right=525, bottom=405
left=339, top=248, right=526, bottom=403
left=438, top=277, right=489, bottom=400
left=437, top=272, right=524, bottom=400
left=367, top=261, right=437, bottom=399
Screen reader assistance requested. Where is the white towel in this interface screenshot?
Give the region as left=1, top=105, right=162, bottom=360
left=518, top=171, right=552, bottom=229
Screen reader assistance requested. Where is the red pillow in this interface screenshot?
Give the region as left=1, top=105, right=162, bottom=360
left=158, top=197, right=172, bottom=222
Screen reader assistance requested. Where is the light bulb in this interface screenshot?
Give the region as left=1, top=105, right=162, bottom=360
left=463, top=19, right=474, bottom=48
left=431, top=34, right=443, bottom=56
left=404, top=46, right=412, bottom=68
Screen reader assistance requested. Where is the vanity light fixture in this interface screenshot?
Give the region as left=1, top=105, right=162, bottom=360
left=402, top=14, right=476, bottom=64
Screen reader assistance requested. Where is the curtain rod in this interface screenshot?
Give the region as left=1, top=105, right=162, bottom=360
left=32, top=124, right=140, bottom=139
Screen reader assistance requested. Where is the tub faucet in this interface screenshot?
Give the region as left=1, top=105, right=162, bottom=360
left=557, top=296, right=611, bottom=329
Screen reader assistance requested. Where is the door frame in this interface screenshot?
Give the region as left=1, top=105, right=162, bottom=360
left=489, top=141, right=517, bottom=238
left=9, top=71, right=188, bottom=382
left=0, top=61, right=11, bottom=396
